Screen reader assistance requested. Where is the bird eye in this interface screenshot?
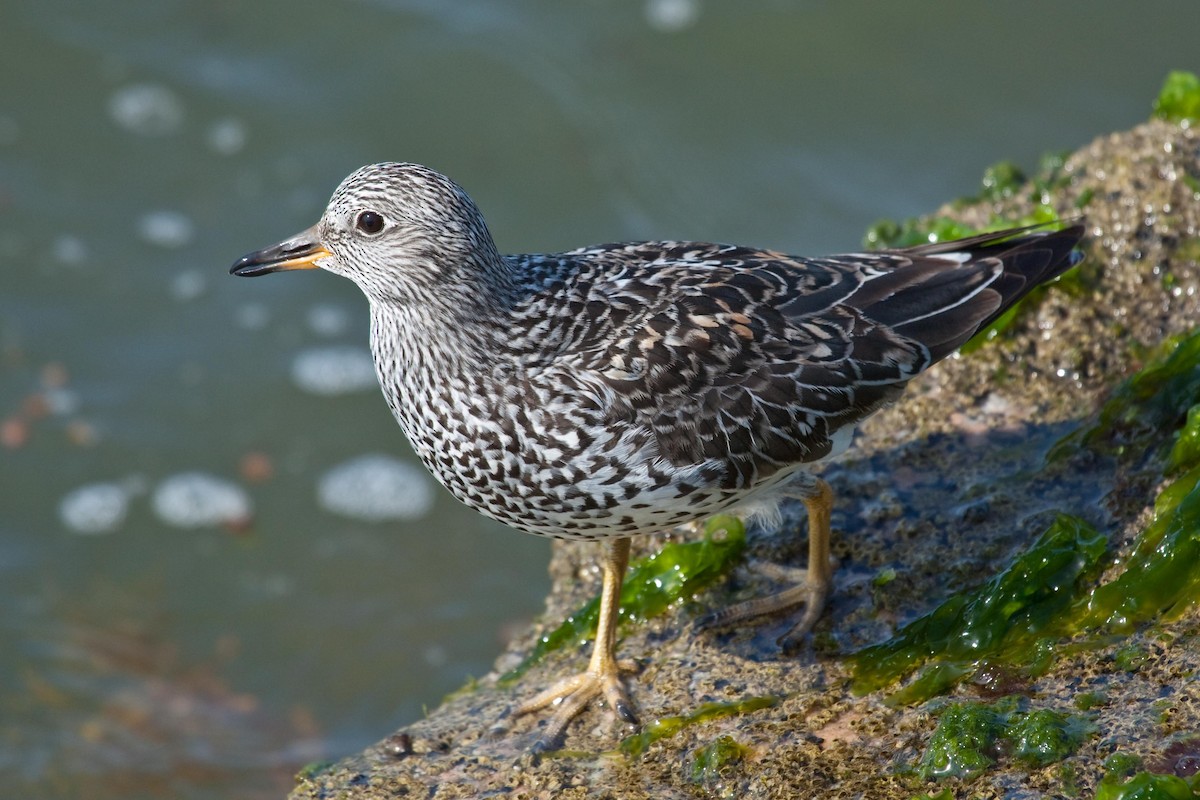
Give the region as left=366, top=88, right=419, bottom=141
left=355, top=211, right=385, bottom=235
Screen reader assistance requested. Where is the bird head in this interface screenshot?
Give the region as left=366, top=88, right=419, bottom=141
left=231, top=162, right=504, bottom=306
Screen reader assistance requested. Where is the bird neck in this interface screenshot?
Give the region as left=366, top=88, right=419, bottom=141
left=366, top=293, right=514, bottom=474
left=371, top=288, right=497, bottom=359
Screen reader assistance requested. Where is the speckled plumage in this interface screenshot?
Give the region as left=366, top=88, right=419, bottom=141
left=232, top=162, right=1085, bottom=748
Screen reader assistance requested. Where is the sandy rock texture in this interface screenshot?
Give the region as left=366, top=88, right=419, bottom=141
left=289, top=117, right=1200, bottom=799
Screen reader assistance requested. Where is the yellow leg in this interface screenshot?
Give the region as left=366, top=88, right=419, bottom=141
left=697, top=478, right=834, bottom=649
left=515, top=537, right=638, bottom=751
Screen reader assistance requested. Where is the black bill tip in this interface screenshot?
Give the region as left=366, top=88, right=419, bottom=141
left=230, top=225, right=328, bottom=277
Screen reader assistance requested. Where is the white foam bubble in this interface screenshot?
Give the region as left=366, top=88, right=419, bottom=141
left=306, top=304, right=350, bottom=337
left=138, top=210, right=194, bottom=249
left=645, top=0, right=699, bottom=32
left=59, top=482, right=131, bottom=534
left=234, top=302, right=271, bottom=330
left=422, top=643, right=448, bottom=668
left=169, top=270, right=207, bottom=301
left=207, top=117, right=247, bottom=155
left=42, top=387, right=80, bottom=416
left=108, top=83, right=185, bottom=136
left=52, top=235, right=87, bottom=266
left=152, top=472, right=252, bottom=529
left=317, top=455, right=435, bottom=522
left=290, top=346, right=376, bottom=395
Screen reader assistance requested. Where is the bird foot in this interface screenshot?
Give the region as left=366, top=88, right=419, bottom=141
left=514, top=659, right=640, bottom=753
left=697, top=477, right=834, bottom=652
left=695, top=561, right=829, bottom=653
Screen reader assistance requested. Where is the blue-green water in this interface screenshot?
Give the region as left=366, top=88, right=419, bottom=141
left=0, top=2, right=1195, bottom=797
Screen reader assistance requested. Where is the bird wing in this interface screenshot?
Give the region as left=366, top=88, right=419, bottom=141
left=592, top=256, right=928, bottom=479
left=536, top=225, right=1082, bottom=486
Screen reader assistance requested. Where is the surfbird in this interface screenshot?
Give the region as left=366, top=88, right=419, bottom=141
left=231, top=162, right=1084, bottom=749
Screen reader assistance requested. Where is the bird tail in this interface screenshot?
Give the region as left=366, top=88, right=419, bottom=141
left=870, top=222, right=1086, bottom=361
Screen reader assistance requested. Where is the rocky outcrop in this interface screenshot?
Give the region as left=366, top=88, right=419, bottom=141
left=289, top=116, right=1200, bottom=799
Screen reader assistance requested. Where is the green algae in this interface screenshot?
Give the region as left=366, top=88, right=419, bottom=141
left=618, top=695, right=778, bottom=758
left=1099, top=753, right=1195, bottom=796
left=853, top=458, right=1200, bottom=704
left=1059, top=761, right=1084, bottom=797
left=917, top=702, right=1006, bottom=780
left=1104, top=752, right=1145, bottom=779
left=1077, top=466, right=1200, bottom=632
left=1039, top=326, right=1200, bottom=633
left=295, top=760, right=336, bottom=782
left=1034, top=328, right=1200, bottom=638
left=1153, top=70, right=1200, bottom=124
left=979, top=161, right=1028, bottom=203
left=882, top=662, right=972, bottom=708
left=862, top=185, right=1057, bottom=250
left=863, top=152, right=1076, bottom=251
left=1074, top=691, right=1107, bottom=711
left=689, top=735, right=751, bottom=785
left=850, top=452, right=1200, bottom=708
left=1095, top=770, right=1200, bottom=800
left=1112, top=641, right=1149, bottom=673
left=1167, top=405, right=1200, bottom=474
left=499, top=515, right=746, bottom=685
left=1007, top=708, right=1093, bottom=768
left=1050, top=328, right=1200, bottom=463
left=916, top=700, right=1092, bottom=780
left=863, top=216, right=978, bottom=250
left=849, top=514, right=1106, bottom=702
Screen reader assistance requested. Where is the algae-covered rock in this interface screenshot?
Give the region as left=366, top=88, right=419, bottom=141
left=290, top=85, right=1200, bottom=799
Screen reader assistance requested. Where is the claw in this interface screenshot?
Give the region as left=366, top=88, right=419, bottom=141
left=614, top=698, right=640, bottom=726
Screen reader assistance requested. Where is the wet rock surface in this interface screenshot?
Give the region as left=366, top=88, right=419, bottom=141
left=289, top=119, right=1200, bottom=799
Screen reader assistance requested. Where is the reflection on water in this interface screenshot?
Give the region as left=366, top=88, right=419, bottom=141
left=1, top=0, right=1196, bottom=796
left=59, top=479, right=140, bottom=535
left=289, top=346, right=377, bottom=396
left=1, top=581, right=322, bottom=799
left=150, top=472, right=253, bottom=530
left=317, top=454, right=435, bottom=522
